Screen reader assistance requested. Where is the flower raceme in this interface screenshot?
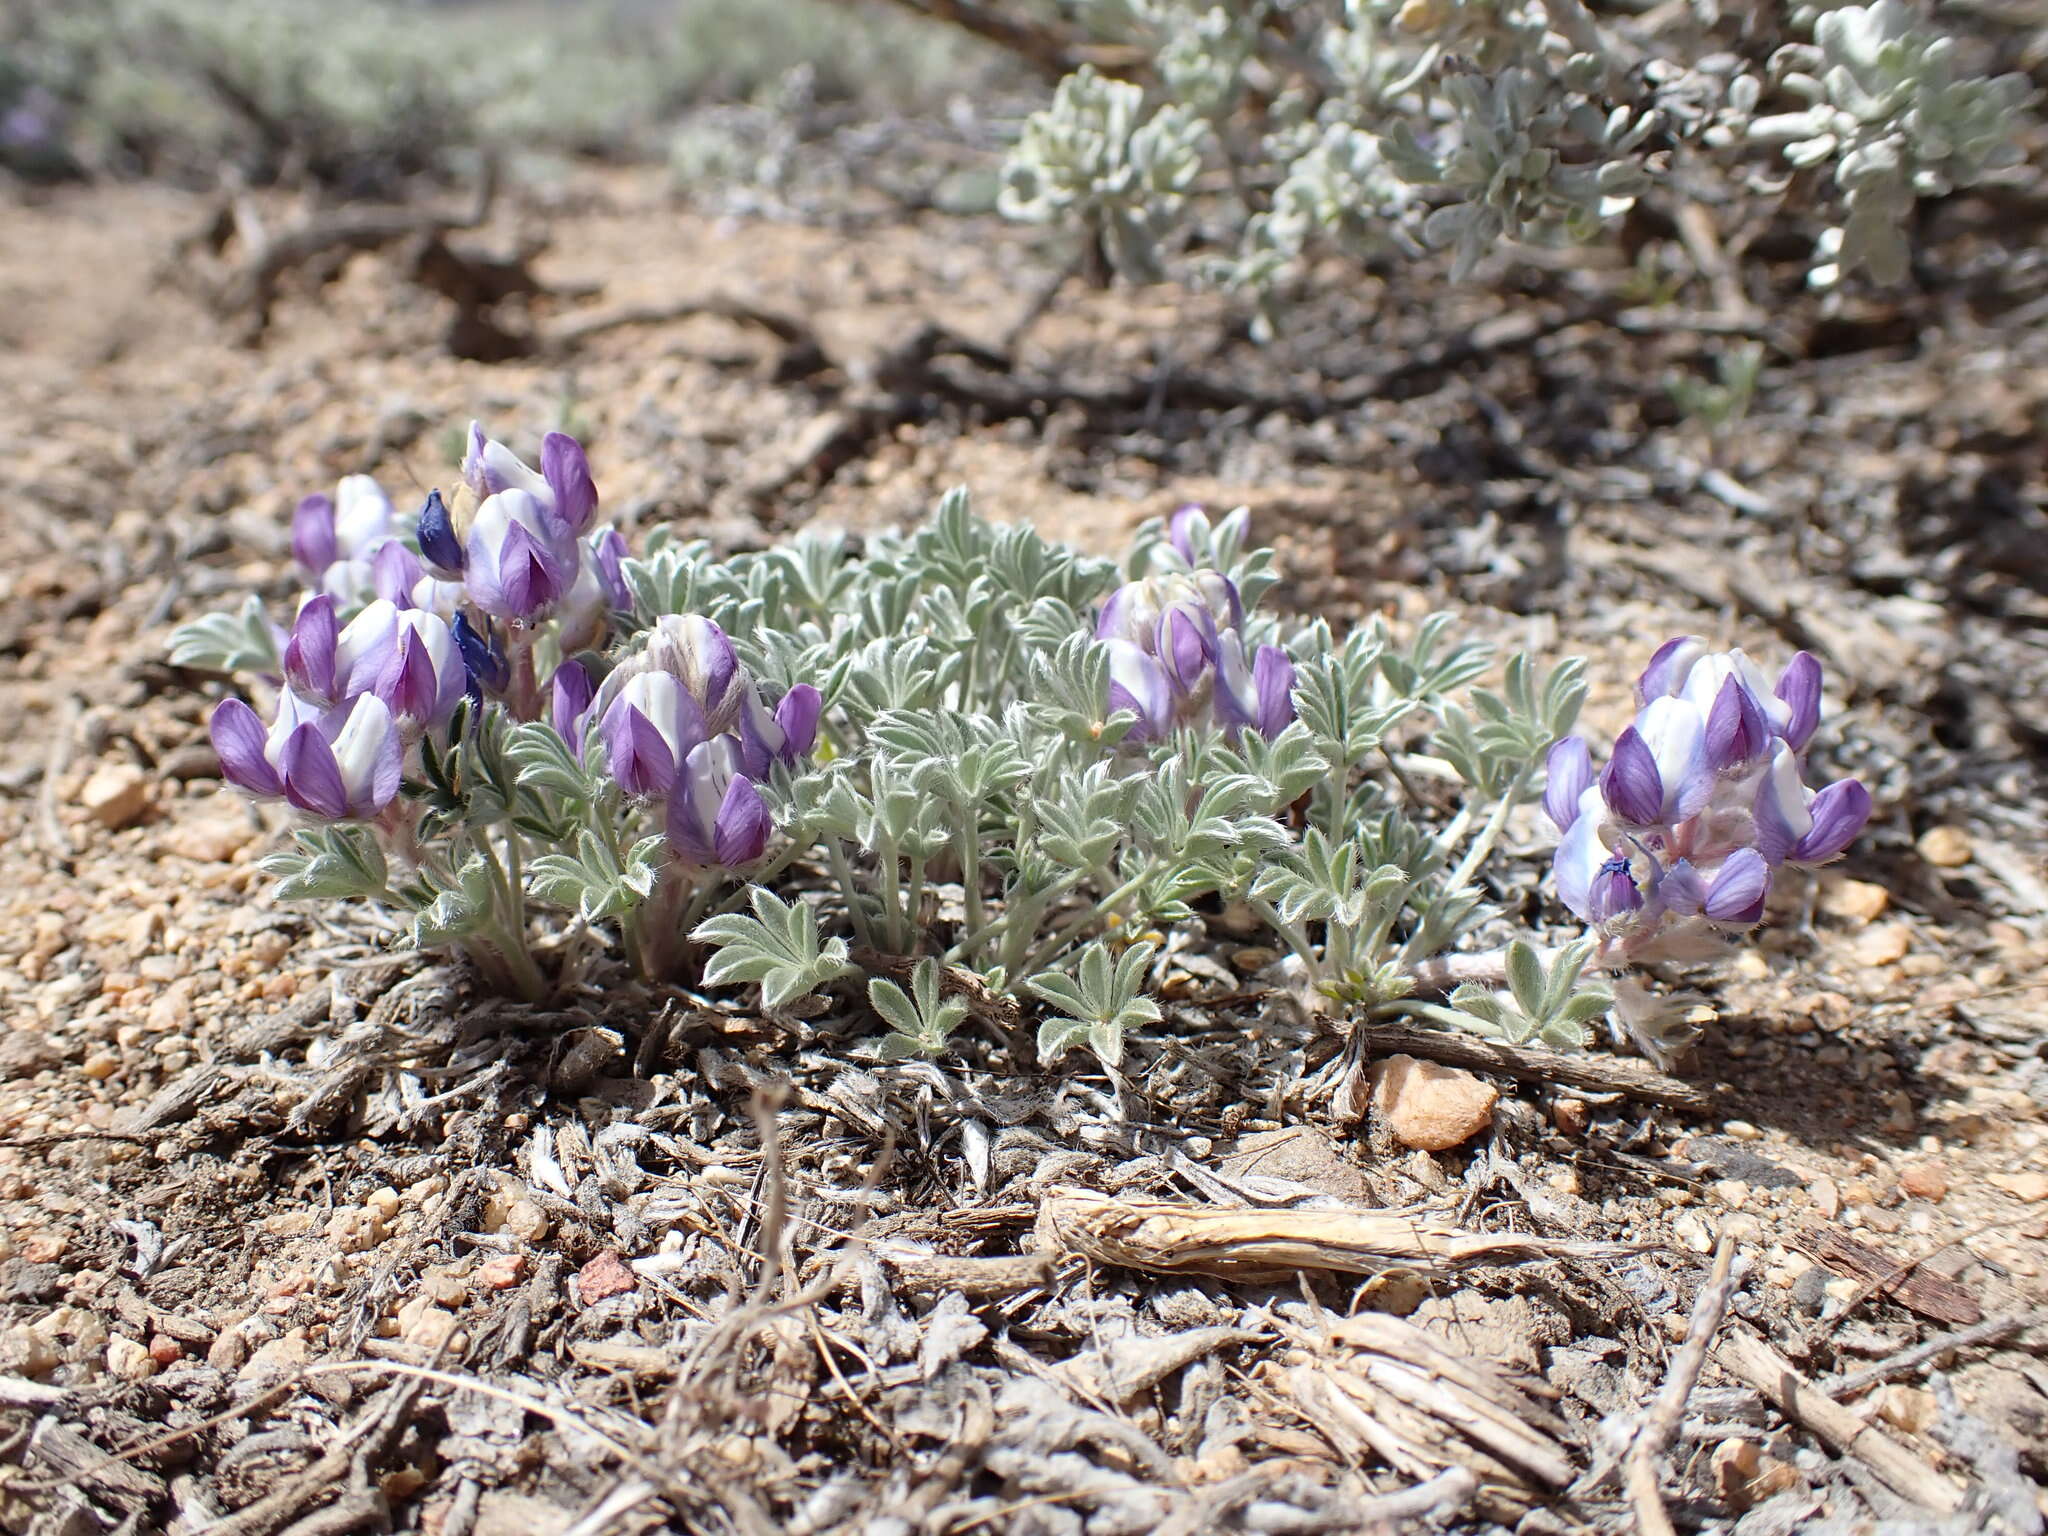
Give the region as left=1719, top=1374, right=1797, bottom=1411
left=1097, top=557, right=1295, bottom=743
left=211, top=690, right=404, bottom=821
left=592, top=613, right=822, bottom=866
left=1548, top=638, right=1871, bottom=963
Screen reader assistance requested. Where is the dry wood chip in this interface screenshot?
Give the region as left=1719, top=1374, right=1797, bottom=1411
left=1035, top=1188, right=1634, bottom=1281
left=1798, top=1225, right=1983, bottom=1327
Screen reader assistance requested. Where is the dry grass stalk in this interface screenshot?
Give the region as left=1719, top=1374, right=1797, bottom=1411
left=1263, top=1311, right=1575, bottom=1520
left=1035, top=1188, right=1636, bottom=1281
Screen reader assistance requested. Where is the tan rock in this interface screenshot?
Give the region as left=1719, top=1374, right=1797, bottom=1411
left=1872, top=1384, right=1938, bottom=1435
left=1916, top=825, right=1973, bottom=869
left=104, top=1335, right=155, bottom=1382
left=1990, top=1171, right=2048, bottom=1203
left=80, top=764, right=149, bottom=831
left=161, top=812, right=255, bottom=863
left=1820, top=878, right=1890, bottom=924
left=476, top=1253, right=527, bottom=1290
left=1852, top=923, right=1911, bottom=967
left=1808, top=1174, right=1841, bottom=1220
left=1898, top=1162, right=1948, bottom=1202
left=1368, top=1055, right=1498, bottom=1151
left=325, top=1206, right=389, bottom=1253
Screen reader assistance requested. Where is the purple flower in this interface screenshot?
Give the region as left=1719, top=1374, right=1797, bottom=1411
left=1215, top=640, right=1296, bottom=740
left=464, top=489, right=578, bottom=622
left=667, top=737, right=770, bottom=868
left=453, top=612, right=510, bottom=695
left=1106, top=639, right=1174, bottom=741
left=293, top=494, right=338, bottom=578
left=600, top=673, right=707, bottom=798
left=555, top=528, right=632, bottom=654
left=336, top=600, right=465, bottom=735
left=1587, top=851, right=1644, bottom=924
left=1167, top=504, right=1207, bottom=565
left=416, top=489, right=464, bottom=575
left=282, top=596, right=343, bottom=707
left=1554, top=637, right=1870, bottom=968
left=551, top=660, right=596, bottom=750
left=278, top=694, right=404, bottom=820
left=627, top=615, right=747, bottom=735
left=541, top=432, right=599, bottom=539
left=1775, top=652, right=1822, bottom=752
left=462, top=423, right=599, bottom=546
left=737, top=684, right=823, bottom=777
left=211, top=691, right=401, bottom=821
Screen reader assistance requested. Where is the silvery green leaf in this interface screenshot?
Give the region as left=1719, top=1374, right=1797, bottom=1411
left=265, top=825, right=388, bottom=902
left=167, top=595, right=281, bottom=674
left=413, top=854, right=499, bottom=947
left=694, top=887, right=855, bottom=1010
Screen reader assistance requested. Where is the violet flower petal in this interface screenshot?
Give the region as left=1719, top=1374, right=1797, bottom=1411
left=1167, top=504, right=1205, bottom=565
left=280, top=723, right=350, bottom=819
left=551, top=660, right=594, bottom=748
left=210, top=698, right=283, bottom=798
left=1703, top=673, right=1770, bottom=771
left=1658, top=857, right=1707, bottom=915
left=1543, top=737, right=1593, bottom=833
left=282, top=595, right=340, bottom=705
left=541, top=432, right=598, bottom=540
left=292, top=494, right=337, bottom=577
left=372, top=540, right=424, bottom=607
left=1105, top=639, right=1172, bottom=741
left=1776, top=652, right=1823, bottom=751
left=453, top=612, right=510, bottom=694
left=1751, top=743, right=1812, bottom=863
left=1600, top=726, right=1666, bottom=827
left=1703, top=846, right=1771, bottom=925
left=711, top=774, right=770, bottom=866
left=1637, top=635, right=1705, bottom=704
left=1251, top=645, right=1295, bottom=738
left=1588, top=851, right=1643, bottom=923
left=774, top=684, right=822, bottom=761
left=1790, top=779, right=1870, bottom=864
left=1552, top=806, right=1607, bottom=923
left=602, top=701, right=679, bottom=798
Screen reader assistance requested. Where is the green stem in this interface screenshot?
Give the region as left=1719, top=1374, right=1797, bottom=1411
left=1019, top=869, right=1151, bottom=977
left=905, top=852, right=927, bottom=952
left=947, top=865, right=1088, bottom=966
left=1243, top=892, right=1322, bottom=980
left=876, top=831, right=905, bottom=954
left=829, top=839, right=878, bottom=952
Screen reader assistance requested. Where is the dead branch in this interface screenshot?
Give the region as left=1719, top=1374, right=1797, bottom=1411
left=1798, top=1225, right=1984, bottom=1328
left=185, top=158, right=499, bottom=344
left=1820, top=1307, right=2048, bottom=1399
left=830, top=0, right=1143, bottom=82
left=1036, top=1187, right=1640, bottom=1281
left=1348, top=1019, right=1716, bottom=1114
left=1717, top=1330, right=1963, bottom=1514
left=1624, top=1233, right=1739, bottom=1536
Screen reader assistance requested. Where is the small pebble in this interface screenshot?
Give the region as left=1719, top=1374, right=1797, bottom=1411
left=1808, top=1175, right=1842, bottom=1220
left=1852, top=923, right=1911, bottom=967
left=1872, top=1384, right=1938, bottom=1435
left=1916, top=825, right=1973, bottom=869
left=104, top=1335, right=155, bottom=1382
left=1989, top=1171, right=2048, bottom=1203
left=1898, top=1162, right=1948, bottom=1202
left=1820, top=878, right=1890, bottom=924
left=577, top=1249, right=638, bottom=1305
left=1368, top=1055, right=1498, bottom=1152
left=79, top=764, right=149, bottom=831
left=476, top=1253, right=527, bottom=1290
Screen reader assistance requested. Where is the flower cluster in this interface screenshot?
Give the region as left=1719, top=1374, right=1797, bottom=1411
left=576, top=615, right=821, bottom=869
left=212, top=426, right=620, bottom=821
left=1547, top=638, right=1872, bottom=964
left=1099, top=507, right=1296, bottom=742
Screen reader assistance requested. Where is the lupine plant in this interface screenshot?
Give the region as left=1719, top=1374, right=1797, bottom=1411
left=173, top=431, right=1869, bottom=1072
left=997, top=0, right=2033, bottom=310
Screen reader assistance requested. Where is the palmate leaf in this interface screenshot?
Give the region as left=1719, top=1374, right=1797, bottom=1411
left=263, top=825, right=388, bottom=902
left=1027, top=940, right=1161, bottom=1067
left=869, top=958, right=971, bottom=1057
left=694, top=887, right=856, bottom=1010
left=168, top=595, right=281, bottom=675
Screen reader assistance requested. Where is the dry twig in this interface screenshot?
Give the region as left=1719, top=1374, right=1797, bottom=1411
left=1717, top=1330, right=1963, bottom=1514
left=1623, top=1232, right=1739, bottom=1536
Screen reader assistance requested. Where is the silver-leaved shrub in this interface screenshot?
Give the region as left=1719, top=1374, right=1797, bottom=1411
left=998, top=0, right=2034, bottom=312
left=172, top=426, right=1870, bottom=1068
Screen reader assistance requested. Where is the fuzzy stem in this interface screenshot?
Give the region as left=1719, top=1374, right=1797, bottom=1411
left=1019, top=869, right=1151, bottom=977
left=829, top=839, right=878, bottom=953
